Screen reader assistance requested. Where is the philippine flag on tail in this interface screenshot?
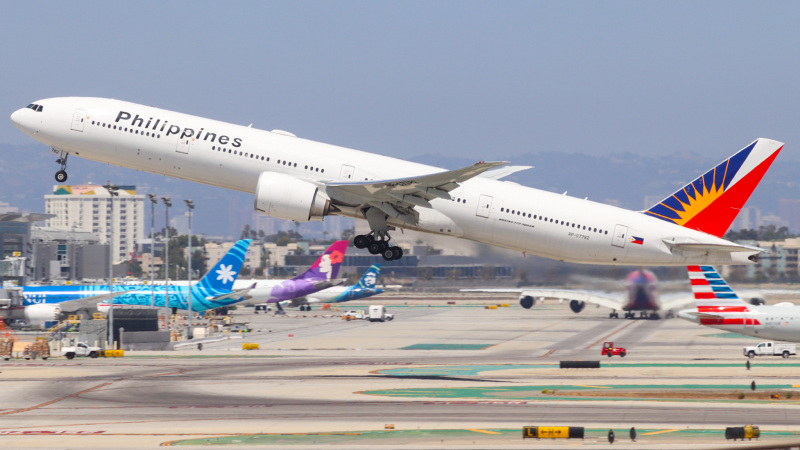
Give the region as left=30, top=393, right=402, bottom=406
left=631, top=236, right=644, bottom=245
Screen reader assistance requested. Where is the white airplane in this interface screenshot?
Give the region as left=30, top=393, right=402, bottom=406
left=10, top=98, right=783, bottom=266
left=679, top=265, right=800, bottom=341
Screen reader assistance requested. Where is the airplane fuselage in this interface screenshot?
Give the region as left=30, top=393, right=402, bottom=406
left=687, top=305, right=800, bottom=342
left=11, top=97, right=764, bottom=266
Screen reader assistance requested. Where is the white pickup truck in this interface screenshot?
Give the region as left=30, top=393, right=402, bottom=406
left=61, top=342, right=102, bottom=359
left=743, top=341, right=796, bottom=359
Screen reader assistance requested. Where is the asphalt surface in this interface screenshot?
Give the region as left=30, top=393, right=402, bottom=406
left=1, top=293, right=800, bottom=448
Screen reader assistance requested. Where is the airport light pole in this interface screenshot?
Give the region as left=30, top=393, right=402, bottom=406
left=161, top=197, right=172, bottom=314
left=184, top=199, right=194, bottom=339
left=148, top=194, right=157, bottom=308
left=103, top=184, right=119, bottom=348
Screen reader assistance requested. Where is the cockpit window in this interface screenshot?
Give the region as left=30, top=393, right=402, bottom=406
left=26, top=103, right=44, bottom=112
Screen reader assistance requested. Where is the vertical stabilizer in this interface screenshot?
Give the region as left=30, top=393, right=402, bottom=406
left=644, top=138, right=783, bottom=237
left=294, top=240, right=349, bottom=281
left=196, top=239, right=252, bottom=294
left=687, top=265, right=749, bottom=313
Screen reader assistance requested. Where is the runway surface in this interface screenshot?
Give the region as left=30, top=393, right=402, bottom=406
left=1, top=294, right=800, bottom=448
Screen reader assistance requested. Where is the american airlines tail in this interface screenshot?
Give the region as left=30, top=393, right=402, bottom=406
left=682, top=265, right=800, bottom=341
left=686, top=265, right=750, bottom=313
left=682, top=265, right=759, bottom=329
left=293, top=240, right=349, bottom=282
left=644, top=138, right=783, bottom=237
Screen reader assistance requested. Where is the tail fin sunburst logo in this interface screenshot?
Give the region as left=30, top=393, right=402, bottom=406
left=644, top=139, right=783, bottom=237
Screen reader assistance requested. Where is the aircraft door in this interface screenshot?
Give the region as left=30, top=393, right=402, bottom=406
left=611, top=224, right=628, bottom=248
left=476, top=195, right=493, bottom=218
left=176, top=137, right=192, bottom=154
left=340, top=164, right=355, bottom=180
left=70, top=109, right=86, bottom=132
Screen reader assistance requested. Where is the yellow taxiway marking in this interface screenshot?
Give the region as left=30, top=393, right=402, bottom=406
left=468, top=429, right=502, bottom=435
left=642, top=429, right=681, bottom=436
left=576, top=385, right=611, bottom=389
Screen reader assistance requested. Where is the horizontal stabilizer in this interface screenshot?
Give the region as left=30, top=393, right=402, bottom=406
left=663, top=240, right=765, bottom=254
left=206, top=283, right=256, bottom=302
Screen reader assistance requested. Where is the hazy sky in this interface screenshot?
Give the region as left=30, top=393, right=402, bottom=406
left=2, top=2, right=799, bottom=162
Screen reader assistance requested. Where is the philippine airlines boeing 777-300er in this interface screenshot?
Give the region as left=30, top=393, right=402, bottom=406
left=10, top=98, right=784, bottom=266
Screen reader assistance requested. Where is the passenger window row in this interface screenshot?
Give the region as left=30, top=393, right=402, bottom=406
left=210, top=146, right=325, bottom=173
left=499, top=207, right=608, bottom=234
left=91, top=120, right=160, bottom=138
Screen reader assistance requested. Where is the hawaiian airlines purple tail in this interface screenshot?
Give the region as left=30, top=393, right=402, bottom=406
left=293, top=240, right=349, bottom=282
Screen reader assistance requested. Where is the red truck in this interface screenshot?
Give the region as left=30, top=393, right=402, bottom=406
left=601, top=341, right=627, bottom=357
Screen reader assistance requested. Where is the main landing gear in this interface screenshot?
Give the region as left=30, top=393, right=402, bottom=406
left=54, top=149, right=69, bottom=183
left=354, top=232, right=403, bottom=261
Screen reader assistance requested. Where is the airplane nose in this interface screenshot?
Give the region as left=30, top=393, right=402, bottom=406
left=10, top=108, right=23, bottom=126
left=10, top=107, right=36, bottom=135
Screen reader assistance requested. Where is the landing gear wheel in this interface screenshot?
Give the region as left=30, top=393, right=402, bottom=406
left=382, top=246, right=403, bottom=261
left=55, top=170, right=68, bottom=183
left=368, top=240, right=387, bottom=255
left=354, top=235, right=372, bottom=249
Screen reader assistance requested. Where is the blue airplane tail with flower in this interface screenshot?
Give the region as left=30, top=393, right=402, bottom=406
left=194, top=239, right=252, bottom=295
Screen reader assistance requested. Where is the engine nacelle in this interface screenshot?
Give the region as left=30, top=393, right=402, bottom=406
left=24, top=304, right=62, bottom=329
left=569, top=300, right=586, bottom=314
left=519, top=295, right=537, bottom=309
left=254, top=172, right=331, bottom=222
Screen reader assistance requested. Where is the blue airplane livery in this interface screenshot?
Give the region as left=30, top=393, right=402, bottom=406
left=19, top=240, right=253, bottom=327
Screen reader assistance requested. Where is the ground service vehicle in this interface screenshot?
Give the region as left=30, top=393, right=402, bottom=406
left=368, top=305, right=393, bottom=322
left=342, top=310, right=366, bottom=320
left=743, top=342, right=796, bottom=358
left=61, top=342, right=101, bottom=359
left=601, top=341, right=627, bottom=357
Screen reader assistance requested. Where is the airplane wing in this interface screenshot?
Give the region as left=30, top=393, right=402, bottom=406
left=326, top=161, right=507, bottom=224
left=658, top=294, right=696, bottom=312
left=460, top=288, right=625, bottom=311
left=57, top=290, right=131, bottom=313
left=477, top=165, right=533, bottom=180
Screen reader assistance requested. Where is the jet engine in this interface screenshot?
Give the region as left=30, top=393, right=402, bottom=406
left=24, top=304, right=62, bottom=328
left=519, top=295, right=537, bottom=309
left=254, top=172, right=332, bottom=222
left=569, top=300, right=586, bottom=314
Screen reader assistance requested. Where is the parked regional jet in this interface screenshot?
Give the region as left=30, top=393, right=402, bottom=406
left=679, top=265, right=800, bottom=341
left=19, top=239, right=253, bottom=328
left=279, top=263, right=383, bottom=310
left=11, top=98, right=783, bottom=266
left=462, top=268, right=696, bottom=319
